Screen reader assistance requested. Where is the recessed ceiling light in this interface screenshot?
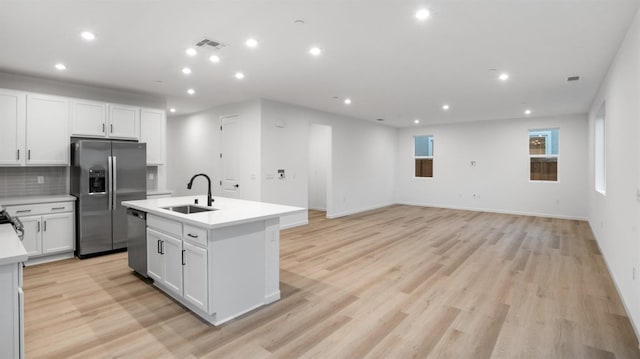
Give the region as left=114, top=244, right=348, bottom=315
left=442, top=104, right=450, bottom=110
left=209, top=55, right=221, bottom=63
left=499, top=73, right=510, bottom=81
left=169, top=108, right=176, bottom=113
left=185, top=48, right=197, bottom=56
left=235, top=72, right=245, bottom=80
left=245, top=38, right=258, bottom=48
left=344, top=98, right=352, bottom=105
left=182, top=67, right=192, bottom=75
left=415, top=8, right=431, bottom=21
left=414, top=119, right=420, bottom=124
left=309, top=47, right=322, bottom=56
left=524, top=109, right=532, bottom=115
left=54, top=63, right=66, bottom=71
left=187, top=88, right=195, bottom=95
left=80, top=31, right=95, bottom=41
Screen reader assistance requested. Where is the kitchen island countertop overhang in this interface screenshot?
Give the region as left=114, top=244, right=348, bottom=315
left=122, top=195, right=306, bottom=230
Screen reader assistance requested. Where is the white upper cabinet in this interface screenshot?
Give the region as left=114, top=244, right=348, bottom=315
left=0, top=89, right=25, bottom=166
left=140, top=108, right=165, bottom=165
left=26, top=94, right=69, bottom=166
left=108, top=104, right=139, bottom=140
left=70, top=99, right=107, bottom=137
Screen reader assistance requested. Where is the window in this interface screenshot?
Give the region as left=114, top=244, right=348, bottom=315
left=595, top=102, right=606, bottom=194
left=529, top=128, right=559, bottom=181
left=415, top=135, right=434, bottom=177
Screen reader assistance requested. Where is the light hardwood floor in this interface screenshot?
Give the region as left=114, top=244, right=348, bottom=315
left=24, top=205, right=640, bottom=358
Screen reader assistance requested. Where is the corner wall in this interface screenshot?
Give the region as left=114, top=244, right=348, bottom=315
left=166, top=100, right=262, bottom=200
left=394, top=114, right=588, bottom=219
left=260, top=99, right=396, bottom=221
left=587, top=6, right=640, bottom=338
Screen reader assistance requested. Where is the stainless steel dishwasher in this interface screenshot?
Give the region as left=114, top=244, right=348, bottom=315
left=127, top=208, right=147, bottom=277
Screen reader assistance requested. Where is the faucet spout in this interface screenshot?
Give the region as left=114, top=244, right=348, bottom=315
left=187, top=173, right=214, bottom=206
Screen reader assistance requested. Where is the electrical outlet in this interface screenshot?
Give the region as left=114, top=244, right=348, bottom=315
left=37, top=176, right=44, bottom=184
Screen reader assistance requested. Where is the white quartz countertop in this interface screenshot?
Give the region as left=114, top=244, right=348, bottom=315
left=0, top=224, right=28, bottom=266
left=122, top=195, right=305, bottom=229
left=1, top=194, right=77, bottom=207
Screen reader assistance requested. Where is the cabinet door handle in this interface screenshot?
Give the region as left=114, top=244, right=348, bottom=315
left=51, top=207, right=65, bottom=211
left=16, top=210, right=31, bottom=214
left=16, top=149, right=19, bottom=160
left=27, top=149, right=31, bottom=160
left=187, top=233, right=198, bottom=238
left=37, top=221, right=40, bottom=232
left=102, top=123, right=105, bottom=133
left=157, top=239, right=161, bottom=254
left=181, top=250, right=186, bottom=266
left=43, top=220, right=47, bottom=231
left=160, top=240, right=164, bottom=255
left=110, top=124, right=114, bottom=133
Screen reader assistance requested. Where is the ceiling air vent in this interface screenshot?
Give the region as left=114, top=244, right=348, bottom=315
left=195, top=38, right=226, bottom=49
left=567, top=76, right=581, bottom=83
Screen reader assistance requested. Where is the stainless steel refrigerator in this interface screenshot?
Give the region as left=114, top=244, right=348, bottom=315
left=70, top=138, right=146, bottom=258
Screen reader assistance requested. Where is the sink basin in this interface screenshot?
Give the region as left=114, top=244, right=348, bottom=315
left=162, top=205, right=217, bottom=214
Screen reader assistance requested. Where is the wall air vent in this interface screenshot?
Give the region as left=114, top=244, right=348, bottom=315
left=567, top=76, right=581, bottom=83
left=195, top=38, right=226, bottom=49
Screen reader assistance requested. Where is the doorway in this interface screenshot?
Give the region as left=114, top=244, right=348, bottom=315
left=308, top=124, right=331, bottom=214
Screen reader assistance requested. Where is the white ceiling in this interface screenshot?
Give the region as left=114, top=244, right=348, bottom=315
left=0, top=0, right=637, bottom=126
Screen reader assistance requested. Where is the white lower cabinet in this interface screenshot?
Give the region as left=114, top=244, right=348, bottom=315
left=0, top=263, right=24, bottom=359
left=183, top=242, right=208, bottom=311
left=146, top=229, right=164, bottom=282
left=163, top=235, right=183, bottom=296
left=6, top=202, right=75, bottom=262
left=146, top=222, right=208, bottom=312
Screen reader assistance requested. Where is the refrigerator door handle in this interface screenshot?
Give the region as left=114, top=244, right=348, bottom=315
left=113, top=156, right=117, bottom=210
left=108, top=156, right=113, bottom=211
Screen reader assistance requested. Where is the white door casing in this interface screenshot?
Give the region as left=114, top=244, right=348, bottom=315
left=220, top=115, right=241, bottom=198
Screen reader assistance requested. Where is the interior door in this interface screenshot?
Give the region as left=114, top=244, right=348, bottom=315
left=220, top=115, right=241, bottom=198
left=111, top=142, right=146, bottom=250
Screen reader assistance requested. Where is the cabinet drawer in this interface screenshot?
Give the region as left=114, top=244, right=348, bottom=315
left=6, top=202, right=73, bottom=217
left=148, top=214, right=182, bottom=237
left=183, top=225, right=207, bottom=247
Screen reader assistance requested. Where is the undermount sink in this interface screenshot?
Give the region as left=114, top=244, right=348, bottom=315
left=162, top=205, right=217, bottom=214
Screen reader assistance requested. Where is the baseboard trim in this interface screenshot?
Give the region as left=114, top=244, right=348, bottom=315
left=588, top=221, right=640, bottom=347
left=25, top=251, right=75, bottom=266
left=396, top=201, right=588, bottom=221
left=280, top=220, right=308, bottom=230
left=327, top=203, right=394, bottom=219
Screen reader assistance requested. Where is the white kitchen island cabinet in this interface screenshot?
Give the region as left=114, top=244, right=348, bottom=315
left=123, top=195, right=304, bottom=326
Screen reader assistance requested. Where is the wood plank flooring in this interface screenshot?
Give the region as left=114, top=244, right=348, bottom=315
left=24, top=205, right=640, bottom=358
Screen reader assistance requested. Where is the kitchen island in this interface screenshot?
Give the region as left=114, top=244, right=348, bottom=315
left=121, top=195, right=305, bottom=325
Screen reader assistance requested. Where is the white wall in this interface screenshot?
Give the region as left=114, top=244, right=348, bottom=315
left=587, top=6, right=640, bottom=338
left=395, top=114, right=588, bottom=219
left=260, top=99, right=396, bottom=220
left=167, top=100, right=261, bottom=200
left=308, top=124, right=331, bottom=210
